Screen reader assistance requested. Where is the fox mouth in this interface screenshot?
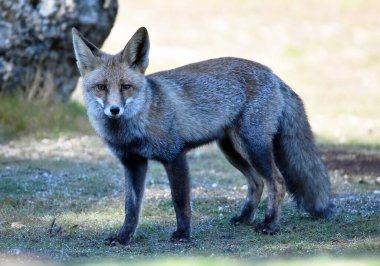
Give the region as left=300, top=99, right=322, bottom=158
left=105, top=113, right=122, bottom=120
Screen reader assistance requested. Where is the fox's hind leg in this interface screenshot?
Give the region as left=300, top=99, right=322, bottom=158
left=218, top=135, right=264, bottom=225
left=254, top=162, right=286, bottom=235
left=242, top=138, right=285, bottom=234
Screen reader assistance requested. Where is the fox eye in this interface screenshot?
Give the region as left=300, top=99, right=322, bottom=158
left=96, top=84, right=107, bottom=91
left=121, top=84, right=132, bottom=91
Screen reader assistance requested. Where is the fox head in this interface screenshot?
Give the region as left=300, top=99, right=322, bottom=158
left=72, top=27, right=150, bottom=119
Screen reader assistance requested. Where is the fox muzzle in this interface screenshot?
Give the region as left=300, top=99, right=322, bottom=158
left=104, top=105, right=124, bottom=119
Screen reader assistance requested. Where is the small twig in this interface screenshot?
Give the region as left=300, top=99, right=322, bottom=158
left=49, top=217, right=56, bottom=236
left=49, top=217, right=62, bottom=237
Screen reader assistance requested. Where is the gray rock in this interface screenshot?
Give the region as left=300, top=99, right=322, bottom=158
left=0, top=0, right=117, bottom=102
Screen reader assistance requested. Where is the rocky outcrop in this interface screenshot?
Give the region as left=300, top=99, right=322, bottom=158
left=0, top=0, right=118, bottom=101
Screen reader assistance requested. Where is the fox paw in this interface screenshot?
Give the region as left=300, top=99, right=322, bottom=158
left=170, top=230, right=190, bottom=242
left=104, top=234, right=132, bottom=246
left=255, top=222, right=280, bottom=235
left=230, top=215, right=252, bottom=225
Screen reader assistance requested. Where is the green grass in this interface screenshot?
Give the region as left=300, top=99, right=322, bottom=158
left=0, top=146, right=379, bottom=264
left=0, top=94, right=92, bottom=143
left=77, top=257, right=380, bottom=266
left=2, top=257, right=380, bottom=266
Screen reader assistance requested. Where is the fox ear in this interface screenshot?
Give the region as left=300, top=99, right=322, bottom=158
left=72, top=28, right=102, bottom=75
left=121, top=27, right=150, bottom=73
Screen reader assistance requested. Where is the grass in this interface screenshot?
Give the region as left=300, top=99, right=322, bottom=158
left=86, top=257, right=380, bottom=266
left=0, top=94, right=92, bottom=143
left=1, top=257, right=380, bottom=266
left=0, top=141, right=379, bottom=264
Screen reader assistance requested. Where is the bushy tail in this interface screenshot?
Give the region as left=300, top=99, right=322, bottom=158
left=273, top=83, right=334, bottom=218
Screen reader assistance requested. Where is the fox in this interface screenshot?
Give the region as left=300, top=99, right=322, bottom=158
left=72, top=27, right=333, bottom=245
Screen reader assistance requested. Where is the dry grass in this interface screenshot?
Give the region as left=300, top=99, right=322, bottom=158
left=0, top=95, right=92, bottom=143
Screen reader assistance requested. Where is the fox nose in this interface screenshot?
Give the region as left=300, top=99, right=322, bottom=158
left=110, top=106, right=120, bottom=115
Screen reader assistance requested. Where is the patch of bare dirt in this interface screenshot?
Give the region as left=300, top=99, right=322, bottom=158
left=323, top=149, right=380, bottom=179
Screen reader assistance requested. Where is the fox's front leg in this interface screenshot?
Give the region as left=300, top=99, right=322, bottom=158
left=163, top=153, right=191, bottom=241
left=105, top=156, right=148, bottom=245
